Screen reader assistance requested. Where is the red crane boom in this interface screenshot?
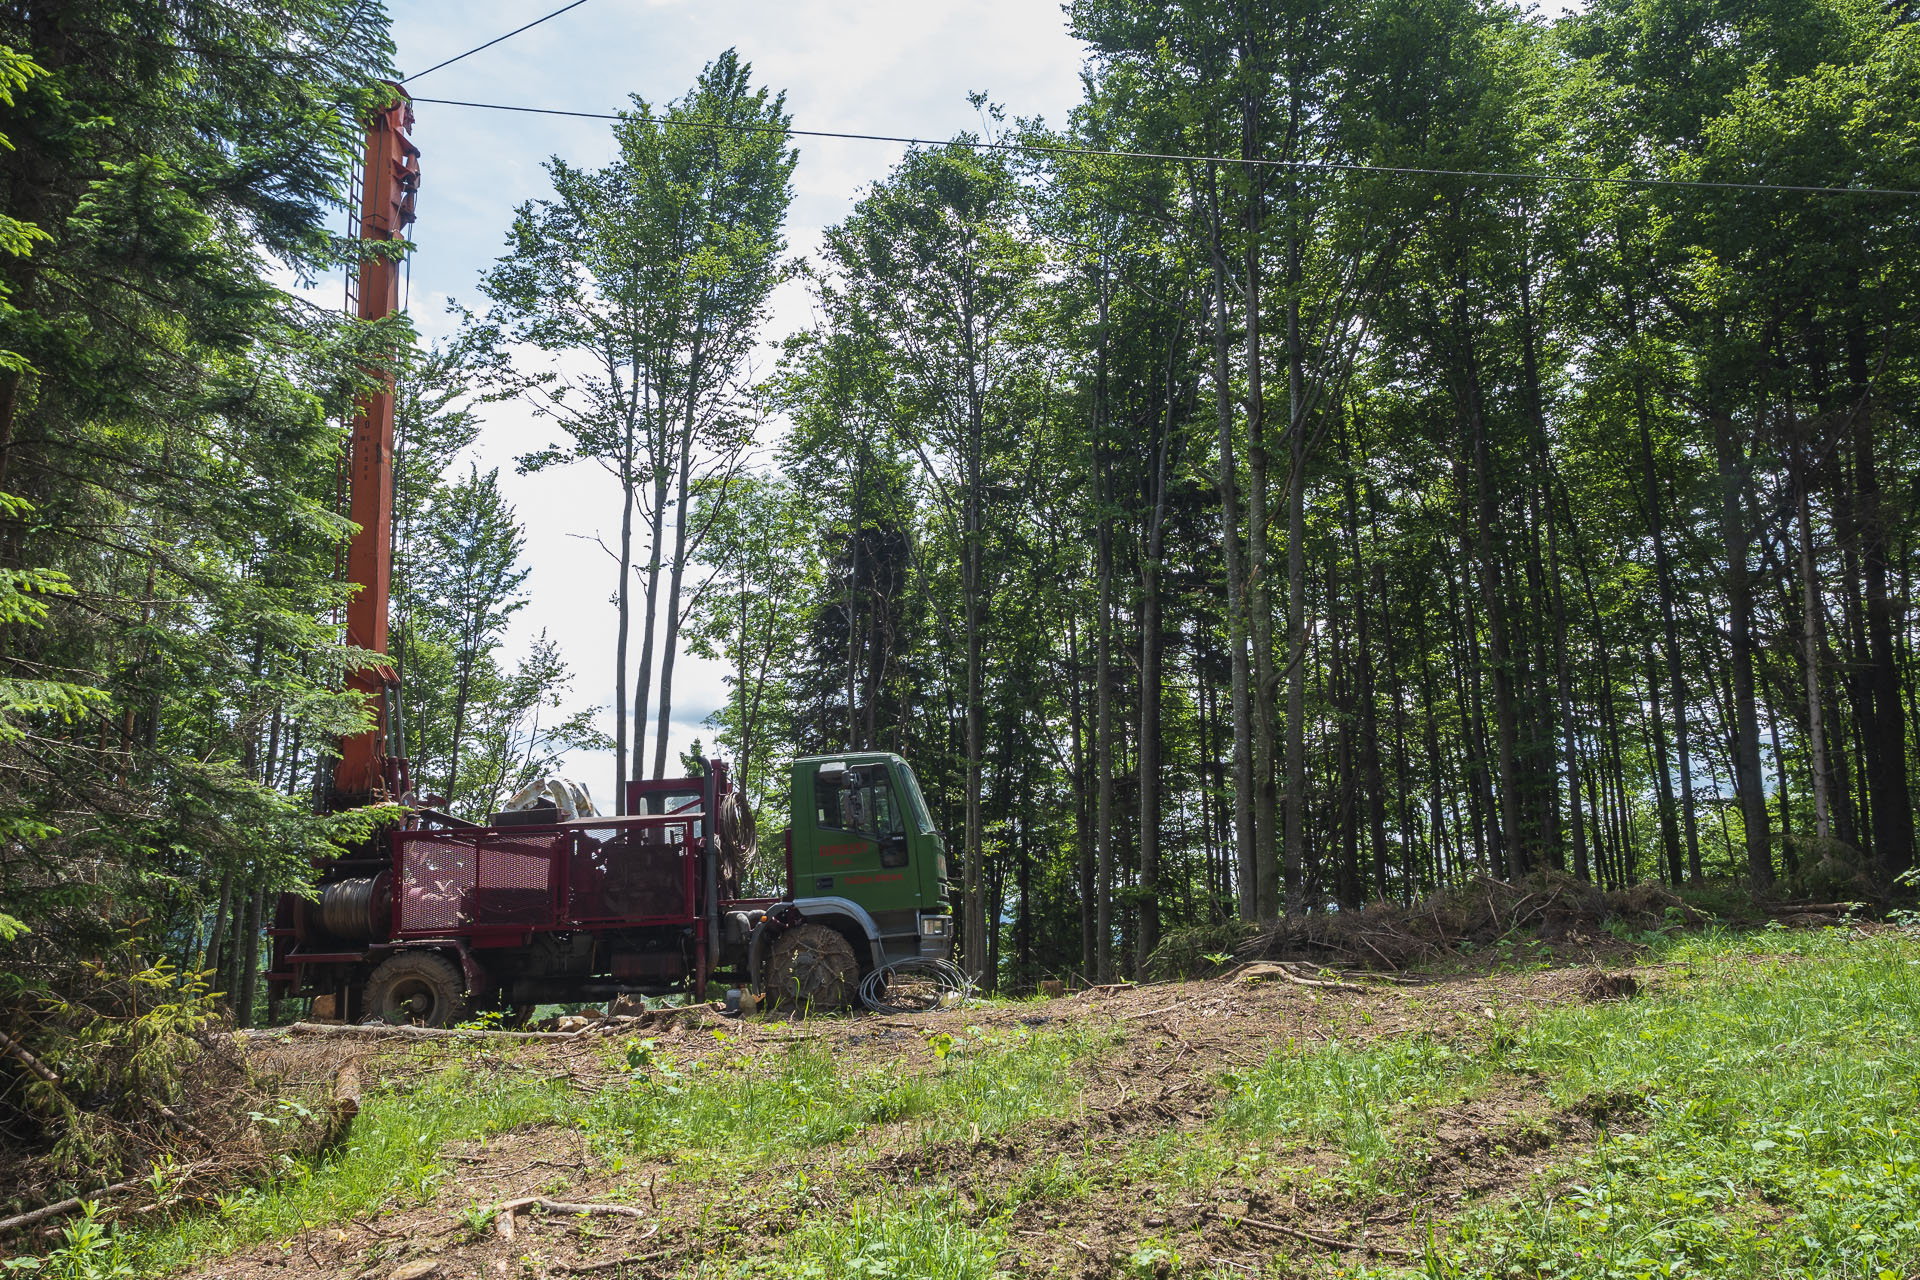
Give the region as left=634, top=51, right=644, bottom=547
left=334, top=87, right=420, bottom=806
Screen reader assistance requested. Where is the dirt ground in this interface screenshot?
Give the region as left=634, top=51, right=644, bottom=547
left=169, top=942, right=1720, bottom=1280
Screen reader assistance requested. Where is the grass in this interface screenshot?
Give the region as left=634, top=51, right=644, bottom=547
left=46, top=1020, right=1108, bottom=1278
left=581, top=1020, right=1110, bottom=1166
left=26, top=928, right=1920, bottom=1280
left=693, top=1191, right=1005, bottom=1279
left=1218, top=1031, right=1492, bottom=1162
left=1390, top=927, right=1920, bottom=1280
left=141, top=1056, right=582, bottom=1272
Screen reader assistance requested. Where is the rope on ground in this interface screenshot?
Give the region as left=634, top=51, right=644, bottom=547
left=859, top=957, right=973, bottom=1014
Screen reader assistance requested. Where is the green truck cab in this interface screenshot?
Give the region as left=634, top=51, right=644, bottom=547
left=755, top=752, right=954, bottom=1005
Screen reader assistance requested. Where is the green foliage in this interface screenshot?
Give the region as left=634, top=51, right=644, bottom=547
left=0, top=493, right=107, bottom=746
left=472, top=48, right=797, bottom=804
left=0, top=0, right=405, bottom=1037
left=5, top=1203, right=135, bottom=1280
left=0, top=927, right=236, bottom=1185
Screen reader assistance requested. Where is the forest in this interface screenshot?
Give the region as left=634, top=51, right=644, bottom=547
left=0, top=0, right=1916, bottom=1027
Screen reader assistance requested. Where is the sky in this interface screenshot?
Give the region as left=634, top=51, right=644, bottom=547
left=379, top=1, right=1096, bottom=809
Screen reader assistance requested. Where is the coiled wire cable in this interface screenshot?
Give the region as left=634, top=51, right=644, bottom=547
left=859, top=957, right=973, bottom=1014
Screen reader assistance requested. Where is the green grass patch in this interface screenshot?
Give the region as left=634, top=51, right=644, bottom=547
left=1352, top=929, right=1920, bottom=1279
left=694, top=1190, right=1005, bottom=1279
left=581, top=1021, right=1109, bottom=1168
left=138, top=1053, right=580, bottom=1272
left=1218, top=1032, right=1491, bottom=1168
left=69, top=1021, right=1107, bottom=1277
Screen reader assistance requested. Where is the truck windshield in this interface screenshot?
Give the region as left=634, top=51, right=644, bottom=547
left=897, top=762, right=937, bottom=835
left=815, top=764, right=905, bottom=838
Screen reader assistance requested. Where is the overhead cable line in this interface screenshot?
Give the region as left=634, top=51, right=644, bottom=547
left=406, top=94, right=1920, bottom=200
left=405, top=0, right=591, bottom=82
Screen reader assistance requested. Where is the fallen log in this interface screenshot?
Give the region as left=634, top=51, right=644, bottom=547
left=324, top=1061, right=362, bottom=1148
left=0, top=1160, right=219, bottom=1235
left=492, top=1197, right=646, bottom=1240
left=250, top=1012, right=714, bottom=1044
left=1238, top=962, right=1366, bottom=993
left=0, top=1181, right=144, bottom=1235
left=1208, top=1209, right=1411, bottom=1259
left=156, top=1103, right=207, bottom=1143
left=0, top=1030, right=59, bottom=1085
left=253, top=1020, right=608, bottom=1043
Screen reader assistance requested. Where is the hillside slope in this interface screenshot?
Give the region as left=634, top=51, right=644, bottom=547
left=24, top=927, right=1920, bottom=1279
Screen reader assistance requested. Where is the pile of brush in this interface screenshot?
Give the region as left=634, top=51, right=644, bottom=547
left=0, top=940, right=346, bottom=1246
left=1149, top=872, right=1702, bottom=980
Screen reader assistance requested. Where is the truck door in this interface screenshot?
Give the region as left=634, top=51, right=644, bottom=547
left=810, top=762, right=910, bottom=892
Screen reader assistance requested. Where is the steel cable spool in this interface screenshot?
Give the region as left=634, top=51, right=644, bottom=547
left=714, top=787, right=757, bottom=895
left=320, top=876, right=385, bottom=940
left=859, top=957, right=973, bottom=1014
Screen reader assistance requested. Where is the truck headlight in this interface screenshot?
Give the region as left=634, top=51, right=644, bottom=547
left=919, top=915, right=950, bottom=937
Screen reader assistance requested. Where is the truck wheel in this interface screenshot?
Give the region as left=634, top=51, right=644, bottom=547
left=365, top=952, right=469, bottom=1027
left=766, top=923, right=859, bottom=1012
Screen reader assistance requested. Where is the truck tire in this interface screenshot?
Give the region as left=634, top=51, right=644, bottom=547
left=765, top=923, right=859, bottom=1012
left=364, top=951, right=469, bottom=1027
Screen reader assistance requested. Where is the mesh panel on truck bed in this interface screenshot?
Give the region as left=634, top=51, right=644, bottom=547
left=397, top=829, right=567, bottom=932
left=568, top=821, right=693, bottom=921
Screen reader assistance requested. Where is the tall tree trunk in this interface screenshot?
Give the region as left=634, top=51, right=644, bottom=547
left=1244, top=179, right=1280, bottom=921
left=962, top=391, right=989, bottom=985
left=1067, top=610, right=1094, bottom=978
left=1830, top=444, right=1869, bottom=853
left=1088, top=263, right=1117, bottom=983
left=612, top=462, right=636, bottom=813
left=1279, top=227, right=1312, bottom=917
left=653, top=329, right=710, bottom=777
left=1094, top=516, right=1115, bottom=983
left=652, top=410, right=699, bottom=778
left=1329, top=550, right=1360, bottom=908
left=1517, top=252, right=1575, bottom=873
left=1446, top=524, right=1498, bottom=871
left=1711, top=404, right=1773, bottom=888
left=1634, top=377, right=1702, bottom=882
left=1543, top=477, right=1587, bottom=882
left=1376, top=560, right=1417, bottom=899
left=237, top=882, right=264, bottom=1029
left=1414, top=602, right=1450, bottom=886
left=445, top=660, right=473, bottom=807
left=1136, top=347, right=1175, bottom=971
left=204, top=867, right=233, bottom=980
left=1846, top=319, right=1916, bottom=878
left=1765, top=684, right=1795, bottom=869
left=0, top=368, right=20, bottom=493
left=1205, top=165, right=1257, bottom=922
left=1794, top=443, right=1833, bottom=838
left=1645, top=645, right=1683, bottom=882
left=1460, top=309, right=1526, bottom=877
left=632, top=393, right=672, bottom=809
left=1341, top=453, right=1388, bottom=898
